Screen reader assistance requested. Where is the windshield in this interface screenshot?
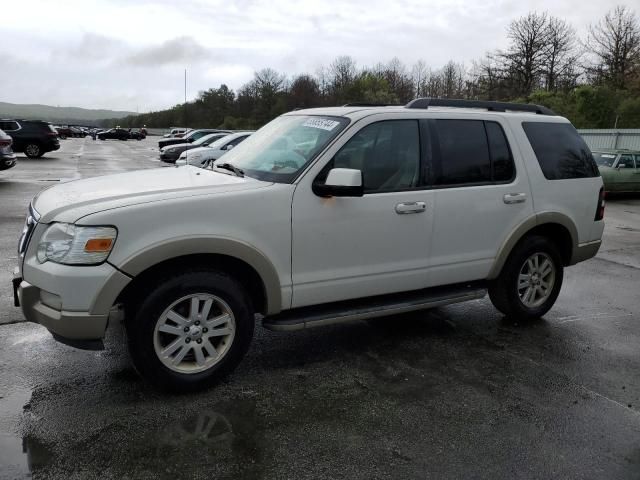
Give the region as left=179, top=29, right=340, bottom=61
left=216, top=115, right=349, bottom=182
left=593, top=152, right=617, bottom=167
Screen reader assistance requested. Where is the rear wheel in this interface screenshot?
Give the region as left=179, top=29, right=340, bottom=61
left=24, top=143, right=41, bottom=158
left=489, top=235, right=563, bottom=320
left=127, top=269, right=254, bottom=392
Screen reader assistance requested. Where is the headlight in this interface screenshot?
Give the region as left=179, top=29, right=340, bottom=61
left=36, top=223, right=117, bottom=265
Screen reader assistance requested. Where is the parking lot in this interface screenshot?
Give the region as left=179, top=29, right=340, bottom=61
left=0, top=137, right=639, bottom=479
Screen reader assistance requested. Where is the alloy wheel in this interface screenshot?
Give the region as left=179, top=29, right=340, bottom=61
left=153, top=293, right=236, bottom=374
left=517, top=252, right=556, bottom=308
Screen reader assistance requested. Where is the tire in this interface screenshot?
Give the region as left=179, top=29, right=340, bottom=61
left=488, top=235, right=563, bottom=320
left=24, top=143, right=41, bottom=158
left=127, top=269, right=255, bottom=392
left=59, top=134, right=67, bottom=140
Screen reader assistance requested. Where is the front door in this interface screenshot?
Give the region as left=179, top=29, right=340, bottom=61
left=291, top=118, right=435, bottom=308
left=612, top=154, right=637, bottom=192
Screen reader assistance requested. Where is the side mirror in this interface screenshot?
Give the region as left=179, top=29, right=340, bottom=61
left=313, top=168, right=364, bottom=197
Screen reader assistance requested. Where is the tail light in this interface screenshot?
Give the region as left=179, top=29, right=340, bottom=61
left=595, top=187, right=605, bottom=221
left=0, top=138, right=12, bottom=147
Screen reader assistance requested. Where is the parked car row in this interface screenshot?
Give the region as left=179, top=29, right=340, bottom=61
left=158, top=129, right=227, bottom=150
left=158, top=128, right=254, bottom=166
left=97, top=128, right=146, bottom=141
left=176, top=132, right=253, bottom=167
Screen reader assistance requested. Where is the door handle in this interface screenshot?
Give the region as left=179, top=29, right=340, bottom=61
left=395, top=201, right=426, bottom=214
left=503, top=193, right=527, bottom=204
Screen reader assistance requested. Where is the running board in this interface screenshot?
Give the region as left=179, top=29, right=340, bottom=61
left=263, top=283, right=487, bottom=332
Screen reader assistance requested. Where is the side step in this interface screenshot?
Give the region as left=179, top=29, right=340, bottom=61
left=263, top=282, right=487, bottom=332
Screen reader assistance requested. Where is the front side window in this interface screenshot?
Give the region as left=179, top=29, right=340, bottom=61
left=617, top=154, right=636, bottom=169
left=218, top=115, right=349, bottom=183
left=522, top=122, right=599, bottom=180
left=332, top=120, right=420, bottom=193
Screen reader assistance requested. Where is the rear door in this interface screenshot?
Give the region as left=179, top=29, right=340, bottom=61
left=427, top=118, right=533, bottom=285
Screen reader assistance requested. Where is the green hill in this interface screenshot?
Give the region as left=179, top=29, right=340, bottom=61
left=0, top=101, right=136, bottom=126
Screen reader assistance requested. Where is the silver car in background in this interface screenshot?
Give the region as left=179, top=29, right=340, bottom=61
left=0, top=128, right=17, bottom=171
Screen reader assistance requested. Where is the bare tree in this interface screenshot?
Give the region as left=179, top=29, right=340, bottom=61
left=329, top=56, right=357, bottom=91
left=440, top=61, right=466, bottom=98
left=543, top=17, right=580, bottom=91
left=585, top=6, right=640, bottom=89
left=501, top=12, right=550, bottom=96
left=411, top=60, right=428, bottom=98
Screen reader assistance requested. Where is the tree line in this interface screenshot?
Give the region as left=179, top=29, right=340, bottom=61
left=107, top=5, right=640, bottom=130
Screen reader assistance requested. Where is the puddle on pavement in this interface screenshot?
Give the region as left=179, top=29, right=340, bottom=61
left=0, top=386, right=39, bottom=478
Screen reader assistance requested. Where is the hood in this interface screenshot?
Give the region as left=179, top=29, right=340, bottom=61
left=33, top=166, right=267, bottom=223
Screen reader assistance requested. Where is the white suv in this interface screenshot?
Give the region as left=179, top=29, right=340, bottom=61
left=13, top=99, right=605, bottom=391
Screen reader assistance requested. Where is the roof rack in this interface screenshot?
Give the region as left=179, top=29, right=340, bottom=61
left=343, top=103, right=401, bottom=107
left=405, top=98, right=556, bottom=116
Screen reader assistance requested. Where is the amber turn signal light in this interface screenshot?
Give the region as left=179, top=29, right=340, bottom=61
left=84, top=238, right=114, bottom=252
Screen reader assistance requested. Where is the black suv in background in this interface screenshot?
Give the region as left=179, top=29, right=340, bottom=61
left=0, top=119, right=60, bottom=158
left=0, top=128, right=17, bottom=170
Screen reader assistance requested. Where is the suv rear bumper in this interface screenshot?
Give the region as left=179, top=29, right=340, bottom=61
left=570, top=239, right=602, bottom=265
left=17, top=280, right=109, bottom=341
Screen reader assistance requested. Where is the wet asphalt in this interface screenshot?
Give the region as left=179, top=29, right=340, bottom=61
left=0, top=138, right=639, bottom=479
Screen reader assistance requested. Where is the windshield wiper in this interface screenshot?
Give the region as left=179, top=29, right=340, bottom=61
left=214, top=162, right=244, bottom=177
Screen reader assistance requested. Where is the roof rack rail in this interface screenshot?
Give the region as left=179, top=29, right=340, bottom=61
left=405, top=98, right=556, bottom=116
left=343, top=102, right=401, bottom=107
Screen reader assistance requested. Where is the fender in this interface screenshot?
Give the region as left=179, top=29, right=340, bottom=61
left=487, top=212, right=579, bottom=279
left=91, top=236, right=283, bottom=315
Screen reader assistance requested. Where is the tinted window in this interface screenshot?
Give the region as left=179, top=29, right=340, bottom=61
left=522, top=122, right=599, bottom=180
left=333, top=120, right=420, bottom=192
left=226, top=135, right=249, bottom=147
left=486, top=122, right=515, bottom=181
left=433, top=120, right=491, bottom=185
left=0, top=121, right=19, bottom=131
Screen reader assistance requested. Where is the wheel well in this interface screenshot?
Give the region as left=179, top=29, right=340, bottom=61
left=523, top=223, right=573, bottom=265
left=117, top=253, right=268, bottom=316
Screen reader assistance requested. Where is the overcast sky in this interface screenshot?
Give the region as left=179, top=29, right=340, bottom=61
left=1, top=0, right=626, bottom=112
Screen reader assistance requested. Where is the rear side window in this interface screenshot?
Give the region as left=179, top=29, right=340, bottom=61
left=0, top=121, right=19, bottom=131
left=486, top=122, right=514, bottom=181
left=433, top=120, right=491, bottom=185
left=522, top=122, right=599, bottom=180
left=432, top=119, right=515, bottom=186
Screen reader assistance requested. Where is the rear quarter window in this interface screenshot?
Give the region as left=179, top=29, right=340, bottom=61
left=522, top=122, right=599, bottom=180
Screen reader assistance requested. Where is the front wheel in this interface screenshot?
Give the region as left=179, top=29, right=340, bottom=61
left=489, top=235, right=564, bottom=320
left=127, top=270, right=254, bottom=392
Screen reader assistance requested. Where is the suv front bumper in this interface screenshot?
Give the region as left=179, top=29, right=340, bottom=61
left=16, top=279, right=109, bottom=342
